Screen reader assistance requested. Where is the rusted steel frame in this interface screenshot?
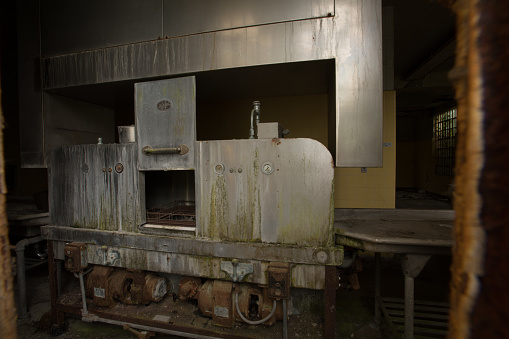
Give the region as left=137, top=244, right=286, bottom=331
left=43, top=226, right=343, bottom=266
left=0, top=78, right=16, bottom=336
left=48, top=240, right=66, bottom=328
left=324, top=265, right=338, bottom=338
left=58, top=302, right=256, bottom=339
left=0, top=195, right=17, bottom=337
left=447, top=0, right=485, bottom=337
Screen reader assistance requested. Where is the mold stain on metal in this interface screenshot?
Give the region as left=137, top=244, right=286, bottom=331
left=209, top=175, right=229, bottom=240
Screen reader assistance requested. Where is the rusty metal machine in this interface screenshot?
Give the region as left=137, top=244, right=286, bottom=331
left=44, top=76, right=342, bottom=337
left=29, top=1, right=384, bottom=338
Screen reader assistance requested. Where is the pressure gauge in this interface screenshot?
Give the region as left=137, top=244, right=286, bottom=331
left=262, top=162, right=274, bottom=175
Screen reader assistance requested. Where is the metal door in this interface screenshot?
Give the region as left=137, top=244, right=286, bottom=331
left=135, top=77, right=196, bottom=171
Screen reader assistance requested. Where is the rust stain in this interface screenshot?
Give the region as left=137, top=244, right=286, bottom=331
left=468, top=0, right=509, bottom=338
left=271, top=138, right=281, bottom=145
left=447, top=0, right=487, bottom=338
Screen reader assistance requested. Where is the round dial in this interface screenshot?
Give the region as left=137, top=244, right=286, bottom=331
left=262, top=162, right=275, bottom=175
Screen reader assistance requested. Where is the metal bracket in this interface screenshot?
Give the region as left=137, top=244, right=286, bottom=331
left=97, top=247, right=120, bottom=266
left=220, top=259, right=253, bottom=282
left=401, top=254, right=431, bottom=278
left=268, top=262, right=291, bottom=299
left=64, top=242, right=88, bottom=273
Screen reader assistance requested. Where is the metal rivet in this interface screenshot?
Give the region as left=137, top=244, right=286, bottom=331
left=230, top=168, right=235, bottom=173
left=102, top=168, right=106, bottom=172
left=108, top=168, right=112, bottom=172
left=238, top=168, right=242, bottom=173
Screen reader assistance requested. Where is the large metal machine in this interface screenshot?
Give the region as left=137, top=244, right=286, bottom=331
left=44, top=77, right=342, bottom=337
left=26, top=1, right=384, bottom=337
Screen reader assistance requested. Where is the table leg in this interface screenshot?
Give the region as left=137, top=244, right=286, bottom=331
left=401, top=254, right=431, bottom=339
left=15, top=235, right=44, bottom=322
left=404, top=275, right=414, bottom=339
left=374, top=252, right=381, bottom=326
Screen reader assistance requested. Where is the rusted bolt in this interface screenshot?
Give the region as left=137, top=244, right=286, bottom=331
left=102, top=168, right=106, bottom=172
left=238, top=168, right=242, bottom=173
left=108, top=168, right=113, bottom=173
left=115, top=163, right=124, bottom=173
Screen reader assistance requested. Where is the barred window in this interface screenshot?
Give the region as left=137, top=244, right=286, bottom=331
left=433, top=108, right=457, bottom=176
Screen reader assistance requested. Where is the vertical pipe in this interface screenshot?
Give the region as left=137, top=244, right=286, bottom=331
left=15, top=243, right=28, bottom=321
left=78, top=272, right=88, bottom=316
left=374, top=252, right=381, bottom=326
left=324, top=265, right=337, bottom=338
left=404, top=275, right=414, bottom=339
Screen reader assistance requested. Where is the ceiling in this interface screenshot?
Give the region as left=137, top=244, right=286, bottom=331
left=385, top=0, right=457, bottom=114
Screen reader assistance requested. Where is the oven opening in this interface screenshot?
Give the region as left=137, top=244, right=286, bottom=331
left=142, top=170, right=196, bottom=235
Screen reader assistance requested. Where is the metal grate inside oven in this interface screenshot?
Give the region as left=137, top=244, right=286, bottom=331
left=146, top=201, right=196, bottom=227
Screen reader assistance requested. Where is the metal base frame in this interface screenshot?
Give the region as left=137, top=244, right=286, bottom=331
left=373, top=253, right=449, bottom=339
left=47, top=240, right=337, bottom=338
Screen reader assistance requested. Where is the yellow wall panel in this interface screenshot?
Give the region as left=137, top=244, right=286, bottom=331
left=334, top=91, right=396, bottom=209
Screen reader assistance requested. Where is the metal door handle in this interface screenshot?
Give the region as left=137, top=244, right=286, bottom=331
left=142, top=144, right=189, bottom=155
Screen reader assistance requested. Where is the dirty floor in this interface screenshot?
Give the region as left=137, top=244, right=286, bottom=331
left=14, top=252, right=450, bottom=339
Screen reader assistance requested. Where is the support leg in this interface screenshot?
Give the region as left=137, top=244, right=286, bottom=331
left=56, top=260, right=62, bottom=296
left=404, top=275, right=415, bottom=339
left=48, top=241, right=65, bottom=328
left=374, top=252, right=381, bottom=326
left=324, top=265, right=337, bottom=338
left=15, top=235, right=44, bottom=322
left=401, top=254, right=430, bottom=339
left=15, top=242, right=28, bottom=321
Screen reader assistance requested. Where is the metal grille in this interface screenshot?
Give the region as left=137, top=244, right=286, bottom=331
left=146, top=201, right=196, bottom=226
left=379, top=297, right=449, bottom=338
left=433, top=108, right=457, bottom=176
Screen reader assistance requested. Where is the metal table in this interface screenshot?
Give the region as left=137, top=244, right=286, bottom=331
left=8, top=202, right=50, bottom=322
left=334, top=209, right=454, bottom=339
